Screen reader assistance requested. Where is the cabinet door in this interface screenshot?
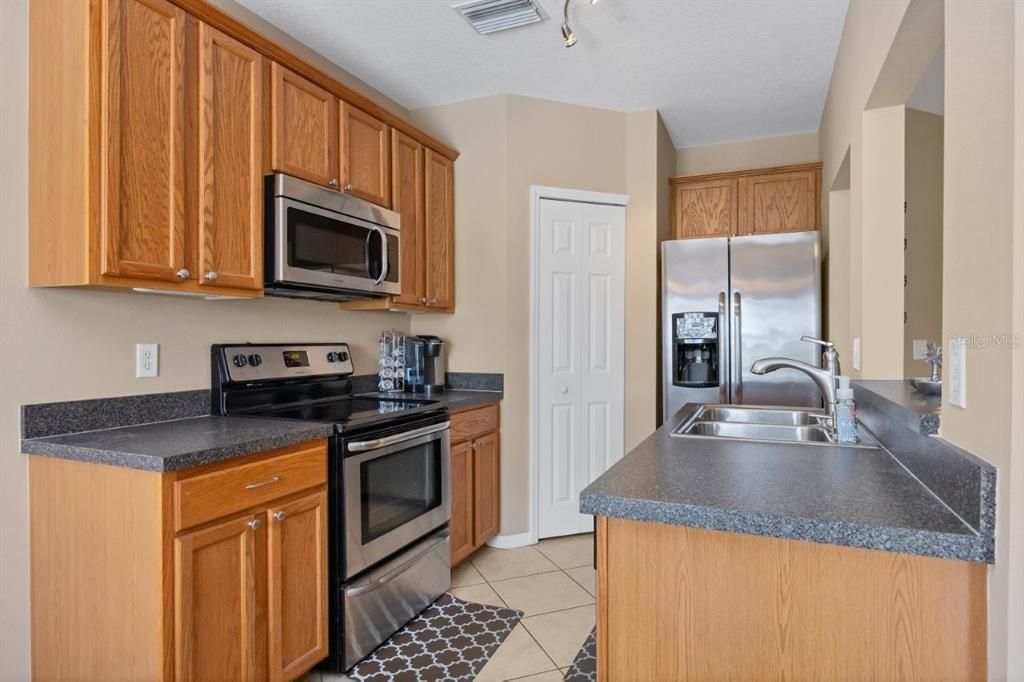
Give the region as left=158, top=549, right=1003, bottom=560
left=101, top=0, right=187, bottom=282
left=197, top=24, right=263, bottom=290
left=175, top=514, right=262, bottom=682
left=424, top=149, right=455, bottom=311
left=267, top=490, right=328, bottom=682
left=450, top=441, right=475, bottom=565
left=270, top=63, right=338, bottom=187
left=672, top=179, right=737, bottom=239
left=737, top=168, right=820, bottom=235
left=472, top=432, right=500, bottom=547
left=391, top=130, right=426, bottom=307
left=341, top=103, right=391, bottom=207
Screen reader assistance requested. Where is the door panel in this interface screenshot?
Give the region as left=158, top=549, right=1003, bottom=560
left=267, top=490, right=328, bottom=681
left=270, top=63, right=337, bottom=187
left=473, top=433, right=500, bottom=547
left=391, top=130, right=425, bottom=306
left=174, top=514, right=260, bottom=682
left=729, top=232, right=822, bottom=407
left=673, top=179, right=737, bottom=239
left=197, top=24, right=263, bottom=290
left=424, top=150, right=454, bottom=310
left=449, top=441, right=475, bottom=565
left=661, top=239, right=730, bottom=421
left=101, top=0, right=187, bottom=281
left=738, top=169, right=820, bottom=235
left=538, top=199, right=625, bottom=538
left=341, top=103, right=391, bottom=207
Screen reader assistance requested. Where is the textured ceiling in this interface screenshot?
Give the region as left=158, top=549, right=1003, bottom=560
left=236, top=0, right=849, bottom=147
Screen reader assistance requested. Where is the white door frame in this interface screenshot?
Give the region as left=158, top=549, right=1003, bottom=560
left=527, top=185, right=629, bottom=545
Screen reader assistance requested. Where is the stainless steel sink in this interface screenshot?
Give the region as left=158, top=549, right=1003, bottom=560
left=671, top=404, right=878, bottom=448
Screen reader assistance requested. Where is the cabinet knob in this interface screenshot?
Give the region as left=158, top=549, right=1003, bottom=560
left=205, top=271, right=218, bottom=282
left=429, top=298, right=437, bottom=305
left=248, top=518, right=261, bottom=530
left=273, top=511, right=287, bottom=522
left=175, top=269, right=190, bottom=280
left=560, top=386, right=568, bottom=394
left=344, top=183, right=353, bottom=191
left=419, top=297, right=427, bottom=304
left=329, top=178, right=339, bottom=187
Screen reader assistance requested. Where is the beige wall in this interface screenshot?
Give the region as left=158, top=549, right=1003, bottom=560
left=903, top=108, right=943, bottom=378
left=674, top=131, right=819, bottom=177
left=412, top=95, right=665, bottom=536
left=0, top=3, right=410, bottom=678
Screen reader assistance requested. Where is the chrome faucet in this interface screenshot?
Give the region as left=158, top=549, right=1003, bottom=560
left=750, top=336, right=841, bottom=424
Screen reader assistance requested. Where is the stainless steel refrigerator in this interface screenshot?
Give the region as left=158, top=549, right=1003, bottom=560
left=661, top=231, right=822, bottom=421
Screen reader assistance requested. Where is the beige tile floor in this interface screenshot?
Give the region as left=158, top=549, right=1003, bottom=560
left=307, top=532, right=596, bottom=682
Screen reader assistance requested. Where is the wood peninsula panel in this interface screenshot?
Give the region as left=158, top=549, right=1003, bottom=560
left=341, top=103, right=391, bottom=207
left=424, top=149, right=455, bottom=311
left=391, top=129, right=426, bottom=307
left=672, top=178, right=737, bottom=239
left=270, top=62, right=338, bottom=187
left=198, top=23, right=263, bottom=290
left=738, top=166, right=821, bottom=235
left=597, top=517, right=986, bottom=682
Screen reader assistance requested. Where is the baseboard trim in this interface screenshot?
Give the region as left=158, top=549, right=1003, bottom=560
left=486, top=531, right=536, bottom=549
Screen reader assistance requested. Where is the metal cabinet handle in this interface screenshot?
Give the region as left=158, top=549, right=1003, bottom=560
left=248, top=519, right=261, bottom=530
left=205, top=271, right=218, bottom=282
left=273, top=511, right=287, bottom=522
left=175, top=269, right=190, bottom=280
left=429, top=298, right=437, bottom=305
left=419, top=297, right=427, bottom=304
left=329, top=178, right=339, bottom=187
left=344, top=183, right=353, bottom=191
left=244, top=476, right=280, bottom=490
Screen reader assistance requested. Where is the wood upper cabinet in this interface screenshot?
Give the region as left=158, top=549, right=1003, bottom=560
left=270, top=63, right=338, bottom=187
left=391, top=130, right=426, bottom=307
left=449, top=404, right=501, bottom=566
left=672, top=178, right=737, bottom=239
left=737, top=166, right=821, bottom=235
left=450, top=440, right=476, bottom=566
left=198, top=24, right=263, bottom=290
left=267, top=490, right=328, bottom=682
left=670, top=163, right=822, bottom=240
left=174, top=513, right=261, bottom=682
left=101, top=0, right=188, bottom=282
left=341, top=103, right=391, bottom=207
left=424, top=150, right=455, bottom=311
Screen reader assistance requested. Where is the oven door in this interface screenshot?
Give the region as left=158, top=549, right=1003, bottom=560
left=343, top=421, right=451, bottom=578
left=274, top=196, right=400, bottom=296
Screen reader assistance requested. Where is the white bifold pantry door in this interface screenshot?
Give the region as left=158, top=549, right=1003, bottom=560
left=537, top=198, right=626, bottom=538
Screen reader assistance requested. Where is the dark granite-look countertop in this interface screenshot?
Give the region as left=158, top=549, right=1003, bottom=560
left=21, top=416, right=335, bottom=472
left=854, top=380, right=941, bottom=435
left=580, top=406, right=992, bottom=563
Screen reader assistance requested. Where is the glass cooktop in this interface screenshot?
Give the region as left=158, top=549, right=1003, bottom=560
left=263, top=397, right=437, bottom=424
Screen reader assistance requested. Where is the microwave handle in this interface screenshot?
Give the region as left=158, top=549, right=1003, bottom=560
left=371, top=226, right=388, bottom=285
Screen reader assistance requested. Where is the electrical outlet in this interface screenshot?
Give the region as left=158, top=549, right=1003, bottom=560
left=852, top=337, right=861, bottom=372
left=136, top=343, right=159, bottom=378
left=912, top=339, right=928, bottom=361
left=949, top=338, right=966, bottom=408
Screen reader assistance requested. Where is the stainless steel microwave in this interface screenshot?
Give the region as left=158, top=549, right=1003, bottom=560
left=264, top=173, right=401, bottom=301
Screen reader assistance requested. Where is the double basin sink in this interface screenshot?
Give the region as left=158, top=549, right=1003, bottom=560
left=672, top=404, right=878, bottom=449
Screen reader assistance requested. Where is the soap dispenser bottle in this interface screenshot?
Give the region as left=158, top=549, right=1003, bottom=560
left=835, top=376, right=857, bottom=444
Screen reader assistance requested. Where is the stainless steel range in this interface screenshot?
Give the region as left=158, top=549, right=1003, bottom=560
left=211, top=342, right=452, bottom=672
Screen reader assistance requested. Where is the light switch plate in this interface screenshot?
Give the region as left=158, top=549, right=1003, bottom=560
left=852, top=337, right=861, bottom=372
left=136, top=343, right=159, bottom=378
left=912, top=339, right=928, bottom=360
left=949, top=338, right=966, bottom=408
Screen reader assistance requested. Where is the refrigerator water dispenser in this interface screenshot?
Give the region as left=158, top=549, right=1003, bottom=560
left=671, top=312, right=720, bottom=388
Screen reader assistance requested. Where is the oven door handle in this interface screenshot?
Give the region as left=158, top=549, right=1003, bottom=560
left=348, top=421, right=451, bottom=452
left=346, top=529, right=450, bottom=597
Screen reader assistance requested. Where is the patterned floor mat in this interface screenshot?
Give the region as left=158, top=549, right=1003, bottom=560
left=563, top=627, right=597, bottom=682
left=347, top=593, right=522, bottom=682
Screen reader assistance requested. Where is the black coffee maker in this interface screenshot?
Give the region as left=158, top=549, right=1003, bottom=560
left=404, top=335, right=446, bottom=394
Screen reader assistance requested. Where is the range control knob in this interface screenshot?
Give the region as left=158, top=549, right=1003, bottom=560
left=326, top=352, right=339, bottom=363
left=232, top=353, right=248, bottom=368
left=339, top=351, right=349, bottom=362
left=248, top=354, right=263, bottom=367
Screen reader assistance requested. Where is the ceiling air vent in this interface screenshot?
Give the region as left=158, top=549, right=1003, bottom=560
left=454, top=0, right=548, bottom=35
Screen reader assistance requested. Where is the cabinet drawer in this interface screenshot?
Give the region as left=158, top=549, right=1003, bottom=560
left=174, top=441, right=327, bottom=531
left=450, top=404, right=499, bottom=444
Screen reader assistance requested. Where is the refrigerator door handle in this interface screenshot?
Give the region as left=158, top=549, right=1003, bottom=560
left=732, top=291, right=742, bottom=404
left=718, top=291, right=728, bottom=404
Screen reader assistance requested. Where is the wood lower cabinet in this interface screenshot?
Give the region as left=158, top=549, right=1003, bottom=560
left=596, top=516, right=987, bottom=682
left=270, top=63, right=338, bottom=188
left=449, top=404, right=501, bottom=565
left=670, top=162, right=821, bottom=240
left=340, top=102, right=391, bottom=207
left=29, top=440, right=330, bottom=682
